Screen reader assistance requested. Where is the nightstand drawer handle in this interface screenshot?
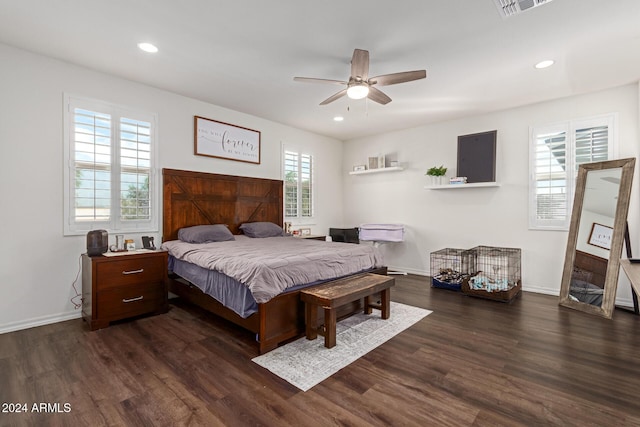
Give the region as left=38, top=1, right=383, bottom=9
left=122, top=268, right=144, bottom=275
left=122, top=296, right=144, bottom=303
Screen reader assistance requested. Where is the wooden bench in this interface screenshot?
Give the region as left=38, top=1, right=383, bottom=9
left=300, top=273, right=395, bottom=348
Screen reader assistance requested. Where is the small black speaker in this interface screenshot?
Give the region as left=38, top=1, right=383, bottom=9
left=86, top=230, right=108, bottom=256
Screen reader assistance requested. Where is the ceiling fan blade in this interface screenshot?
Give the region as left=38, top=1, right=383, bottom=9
left=294, top=77, right=347, bottom=85
left=367, top=87, right=392, bottom=105
left=369, top=70, right=426, bottom=87
left=319, top=89, right=348, bottom=105
left=351, top=49, right=369, bottom=80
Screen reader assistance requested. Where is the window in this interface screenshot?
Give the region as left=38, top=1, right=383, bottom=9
left=529, top=114, right=616, bottom=230
left=284, top=150, right=313, bottom=219
left=64, top=95, right=158, bottom=235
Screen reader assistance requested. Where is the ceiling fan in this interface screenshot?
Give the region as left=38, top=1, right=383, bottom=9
left=294, top=49, right=426, bottom=106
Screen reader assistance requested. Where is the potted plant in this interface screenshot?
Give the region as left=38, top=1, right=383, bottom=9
left=426, top=165, right=447, bottom=185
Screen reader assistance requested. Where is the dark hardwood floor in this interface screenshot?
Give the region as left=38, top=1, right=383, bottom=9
left=2, top=275, right=640, bottom=426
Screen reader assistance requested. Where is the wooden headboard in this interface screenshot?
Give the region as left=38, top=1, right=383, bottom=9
left=573, top=250, right=608, bottom=288
left=162, top=168, right=283, bottom=242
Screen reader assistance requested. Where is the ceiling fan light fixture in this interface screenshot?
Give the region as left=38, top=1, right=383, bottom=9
left=347, top=83, right=369, bottom=100
left=294, top=49, right=426, bottom=106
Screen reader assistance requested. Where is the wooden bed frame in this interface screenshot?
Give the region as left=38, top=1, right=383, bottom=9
left=162, top=168, right=385, bottom=354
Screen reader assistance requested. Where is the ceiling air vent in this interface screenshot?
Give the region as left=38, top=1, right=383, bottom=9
left=494, top=0, right=554, bottom=18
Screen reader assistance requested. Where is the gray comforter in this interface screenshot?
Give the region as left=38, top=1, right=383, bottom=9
left=161, top=236, right=384, bottom=303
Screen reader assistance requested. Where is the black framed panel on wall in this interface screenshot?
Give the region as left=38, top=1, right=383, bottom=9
left=457, top=130, right=497, bottom=183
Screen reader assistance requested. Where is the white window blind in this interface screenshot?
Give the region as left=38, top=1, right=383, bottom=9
left=119, top=117, right=151, bottom=221
left=284, top=150, right=313, bottom=218
left=531, top=126, right=569, bottom=227
left=529, top=114, right=616, bottom=230
left=73, top=108, right=112, bottom=222
left=64, top=95, right=158, bottom=235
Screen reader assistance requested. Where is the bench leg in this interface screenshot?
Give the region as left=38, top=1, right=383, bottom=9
left=324, top=307, right=336, bottom=348
left=364, top=295, right=372, bottom=315
left=305, top=302, right=318, bottom=340
left=381, top=288, right=391, bottom=320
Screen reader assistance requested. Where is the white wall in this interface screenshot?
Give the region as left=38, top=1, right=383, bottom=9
left=343, top=84, right=640, bottom=305
left=0, top=43, right=343, bottom=332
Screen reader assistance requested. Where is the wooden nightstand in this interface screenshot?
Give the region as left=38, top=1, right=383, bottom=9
left=82, top=251, right=169, bottom=330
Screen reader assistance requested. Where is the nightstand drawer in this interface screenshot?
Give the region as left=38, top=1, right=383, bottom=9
left=97, top=282, right=164, bottom=320
left=96, top=256, right=165, bottom=290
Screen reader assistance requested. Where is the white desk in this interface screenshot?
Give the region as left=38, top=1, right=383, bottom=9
left=359, top=224, right=407, bottom=275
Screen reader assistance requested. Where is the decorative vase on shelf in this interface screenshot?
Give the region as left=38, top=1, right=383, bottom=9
left=426, top=165, right=447, bottom=186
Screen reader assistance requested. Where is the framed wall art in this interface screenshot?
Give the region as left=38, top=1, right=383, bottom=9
left=194, top=116, right=261, bottom=164
left=368, top=157, right=378, bottom=170
left=588, top=222, right=613, bottom=250
left=457, top=130, right=496, bottom=183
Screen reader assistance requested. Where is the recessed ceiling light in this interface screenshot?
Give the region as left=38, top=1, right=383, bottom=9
left=535, top=60, right=554, bottom=69
left=137, top=42, right=158, bottom=53
left=333, top=116, right=344, bottom=122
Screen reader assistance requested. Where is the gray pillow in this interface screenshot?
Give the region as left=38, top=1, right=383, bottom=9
left=239, top=222, right=285, bottom=238
left=178, top=224, right=235, bottom=243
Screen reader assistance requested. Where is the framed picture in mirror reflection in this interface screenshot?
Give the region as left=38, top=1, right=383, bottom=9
left=588, top=223, right=613, bottom=250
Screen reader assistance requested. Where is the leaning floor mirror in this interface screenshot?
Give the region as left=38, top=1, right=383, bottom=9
left=559, top=158, right=636, bottom=319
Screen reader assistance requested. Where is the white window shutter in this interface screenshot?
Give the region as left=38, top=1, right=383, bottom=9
left=64, top=95, right=158, bottom=235
left=283, top=149, right=314, bottom=219
left=73, top=108, right=113, bottom=223
left=119, top=117, right=152, bottom=223
left=300, top=153, right=313, bottom=218
left=529, top=114, right=616, bottom=231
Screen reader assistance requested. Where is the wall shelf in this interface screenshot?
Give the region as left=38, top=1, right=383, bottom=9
left=425, top=182, right=501, bottom=190
left=349, top=166, right=404, bottom=175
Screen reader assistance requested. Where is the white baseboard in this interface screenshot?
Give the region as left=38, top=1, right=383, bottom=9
left=614, top=297, right=635, bottom=309
left=523, top=284, right=636, bottom=308
left=0, top=310, right=82, bottom=334
left=522, top=284, right=558, bottom=296
left=1, top=280, right=634, bottom=336
left=387, top=265, right=428, bottom=276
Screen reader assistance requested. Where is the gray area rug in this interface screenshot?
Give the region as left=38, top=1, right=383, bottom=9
left=252, top=302, right=432, bottom=391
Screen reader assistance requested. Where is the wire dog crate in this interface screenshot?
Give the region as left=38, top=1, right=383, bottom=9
left=462, top=246, right=522, bottom=302
left=430, top=248, right=475, bottom=291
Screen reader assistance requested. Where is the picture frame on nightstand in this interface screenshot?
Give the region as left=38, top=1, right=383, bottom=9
left=299, top=228, right=311, bottom=236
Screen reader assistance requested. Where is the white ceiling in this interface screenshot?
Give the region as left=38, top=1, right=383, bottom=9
left=1, top=0, right=639, bottom=141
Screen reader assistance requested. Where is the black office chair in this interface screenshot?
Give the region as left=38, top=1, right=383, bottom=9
left=329, top=228, right=360, bottom=244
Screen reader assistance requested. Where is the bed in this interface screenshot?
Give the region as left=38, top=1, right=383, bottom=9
left=162, top=168, right=386, bottom=353
left=570, top=250, right=607, bottom=305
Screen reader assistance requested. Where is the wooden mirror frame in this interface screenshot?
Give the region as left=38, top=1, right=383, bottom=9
left=559, top=158, right=636, bottom=319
